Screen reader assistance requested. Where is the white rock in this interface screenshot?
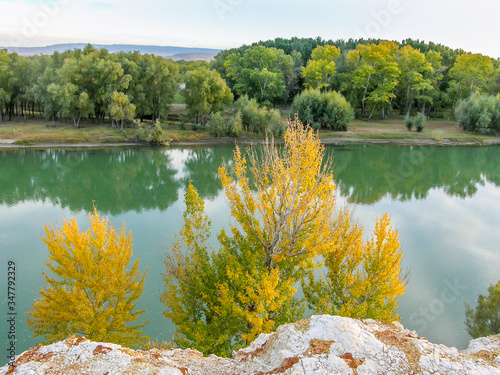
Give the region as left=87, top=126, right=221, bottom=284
left=2, top=315, right=500, bottom=374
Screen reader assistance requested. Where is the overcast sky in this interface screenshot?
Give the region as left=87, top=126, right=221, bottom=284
left=1, top=0, right=499, bottom=57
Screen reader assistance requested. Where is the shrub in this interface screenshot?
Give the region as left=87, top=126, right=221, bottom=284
left=414, top=113, right=426, bottom=132
left=404, top=116, right=413, bottom=131
left=235, top=95, right=266, bottom=133
left=206, top=112, right=226, bottom=137
left=291, top=89, right=354, bottom=131
left=404, top=113, right=426, bottom=132
left=228, top=110, right=243, bottom=137
left=455, top=93, right=500, bottom=134
left=265, top=109, right=287, bottom=137
left=148, top=121, right=168, bottom=145
left=233, top=94, right=286, bottom=136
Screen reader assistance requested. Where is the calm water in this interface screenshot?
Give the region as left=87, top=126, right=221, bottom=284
left=1, top=145, right=500, bottom=358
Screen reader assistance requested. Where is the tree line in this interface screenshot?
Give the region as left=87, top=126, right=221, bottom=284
left=1, top=38, right=499, bottom=130
left=0, top=44, right=178, bottom=127
left=212, top=38, right=500, bottom=119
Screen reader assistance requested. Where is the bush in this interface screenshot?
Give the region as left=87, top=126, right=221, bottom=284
left=455, top=93, right=500, bottom=134
left=233, top=94, right=286, bottom=136
left=234, top=95, right=266, bottom=133
left=414, top=113, right=426, bottom=132
left=291, top=89, right=354, bottom=131
left=265, top=109, right=287, bottom=137
left=228, top=110, right=243, bottom=137
left=206, top=112, right=226, bottom=137
left=404, top=116, right=413, bottom=131
left=404, top=113, right=426, bottom=132
left=148, top=121, right=169, bottom=145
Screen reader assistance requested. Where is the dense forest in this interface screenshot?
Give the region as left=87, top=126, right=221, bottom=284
left=0, top=37, right=499, bottom=128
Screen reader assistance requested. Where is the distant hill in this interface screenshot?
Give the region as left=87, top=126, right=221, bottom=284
left=0, top=43, right=221, bottom=60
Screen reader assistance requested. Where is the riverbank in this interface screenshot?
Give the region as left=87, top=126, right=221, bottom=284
left=1, top=118, right=499, bottom=148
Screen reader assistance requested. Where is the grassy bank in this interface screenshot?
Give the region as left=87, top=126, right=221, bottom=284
left=1, top=118, right=498, bottom=146
left=0, top=119, right=211, bottom=145
left=319, top=119, right=498, bottom=143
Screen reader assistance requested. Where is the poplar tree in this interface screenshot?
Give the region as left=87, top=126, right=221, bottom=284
left=26, top=207, right=149, bottom=348
left=301, top=45, right=341, bottom=91
left=162, top=117, right=406, bottom=357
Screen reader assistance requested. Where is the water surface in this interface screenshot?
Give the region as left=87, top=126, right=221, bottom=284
left=1, top=145, right=499, bottom=357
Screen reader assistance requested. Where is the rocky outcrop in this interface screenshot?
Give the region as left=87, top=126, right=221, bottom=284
left=2, top=315, right=500, bottom=374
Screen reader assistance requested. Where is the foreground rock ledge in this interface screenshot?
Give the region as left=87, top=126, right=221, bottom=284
left=2, top=315, right=500, bottom=375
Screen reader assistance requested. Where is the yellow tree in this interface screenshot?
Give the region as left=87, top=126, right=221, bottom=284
left=448, top=53, right=497, bottom=105
left=26, top=207, right=149, bottom=348
left=301, top=45, right=341, bottom=91
left=162, top=117, right=406, bottom=357
left=303, top=211, right=407, bottom=321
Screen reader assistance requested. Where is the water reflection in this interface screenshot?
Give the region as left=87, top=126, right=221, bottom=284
left=1, top=146, right=499, bottom=213
left=332, top=145, right=500, bottom=204
left=0, top=147, right=234, bottom=214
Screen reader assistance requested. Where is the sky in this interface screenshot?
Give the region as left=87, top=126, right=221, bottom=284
left=0, top=0, right=499, bottom=58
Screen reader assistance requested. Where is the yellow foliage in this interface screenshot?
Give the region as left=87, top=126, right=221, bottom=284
left=26, top=206, right=149, bottom=348
left=163, top=117, right=406, bottom=357
left=303, top=210, right=407, bottom=322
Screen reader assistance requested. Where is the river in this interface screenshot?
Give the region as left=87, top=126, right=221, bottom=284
left=1, top=144, right=499, bottom=357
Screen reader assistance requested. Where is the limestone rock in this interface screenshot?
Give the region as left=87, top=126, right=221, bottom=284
left=2, top=315, right=500, bottom=374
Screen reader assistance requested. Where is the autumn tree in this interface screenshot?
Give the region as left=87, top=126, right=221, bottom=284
left=303, top=211, right=406, bottom=321
left=465, top=280, right=500, bottom=339
left=448, top=53, right=497, bottom=105
left=301, top=45, right=341, bottom=91
left=26, top=207, right=149, bottom=348
left=109, top=91, right=136, bottom=129
left=162, top=117, right=406, bottom=357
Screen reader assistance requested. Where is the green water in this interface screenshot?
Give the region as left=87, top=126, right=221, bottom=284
left=1, top=145, right=499, bottom=359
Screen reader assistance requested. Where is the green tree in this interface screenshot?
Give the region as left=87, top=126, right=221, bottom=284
left=26, top=207, right=149, bottom=347
left=0, top=49, right=10, bottom=122
left=56, top=45, right=129, bottom=123
left=47, top=82, right=94, bottom=128
left=465, top=280, right=500, bottom=339
left=224, top=46, right=293, bottom=104
left=420, top=50, right=445, bottom=115
left=396, top=45, right=433, bottom=116
left=342, top=41, right=400, bottom=118
left=140, top=55, right=178, bottom=122
left=301, top=45, right=340, bottom=91
left=184, top=67, right=233, bottom=125
left=162, top=118, right=405, bottom=357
